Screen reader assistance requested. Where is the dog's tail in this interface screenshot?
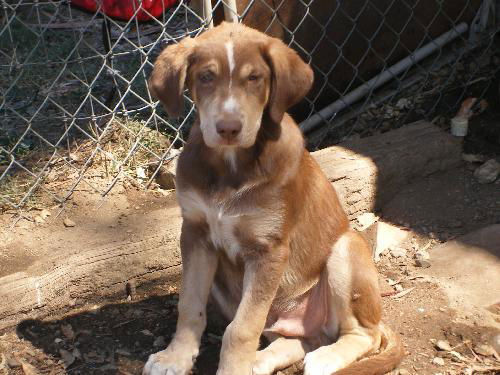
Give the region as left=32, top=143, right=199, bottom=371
left=333, top=323, right=405, bottom=375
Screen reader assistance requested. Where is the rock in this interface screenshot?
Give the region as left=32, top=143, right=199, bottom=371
left=20, top=361, right=39, bottom=375
left=61, top=324, right=75, bottom=340
left=415, top=259, right=431, bottom=268
left=136, top=166, right=147, bottom=179
left=149, top=150, right=180, bottom=191
left=63, top=218, right=76, bottom=227
left=435, top=340, right=452, bottom=351
left=59, top=349, right=75, bottom=368
left=40, top=209, right=51, bottom=219
left=389, top=247, right=407, bottom=258
left=154, top=165, right=176, bottom=190
left=432, top=357, right=445, bottom=366
left=34, top=216, right=44, bottom=224
left=5, top=355, right=21, bottom=368
left=69, top=153, right=80, bottom=162
left=153, top=336, right=166, bottom=347
left=141, top=329, right=153, bottom=336
left=415, top=249, right=430, bottom=261
left=54, top=338, right=63, bottom=343
left=373, top=221, right=410, bottom=261
left=474, top=159, right=500, bottom=184
left=356, top=212, right=379, bottom=230
left=396, top=98, right=411, bottom=110
left=474, top=344, right=497, bottom=357
left=398, top=369, right=411, bottom=375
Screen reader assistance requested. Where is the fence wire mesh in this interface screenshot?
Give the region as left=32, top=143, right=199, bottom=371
left=1, top=0, right=499, bottom=215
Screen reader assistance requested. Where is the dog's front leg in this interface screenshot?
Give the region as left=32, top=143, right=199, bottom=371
left=143, top=221, right=217, bottom=375
left=217, top=246, right=288, bottom=375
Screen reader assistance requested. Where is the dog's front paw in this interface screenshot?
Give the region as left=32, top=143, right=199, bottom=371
left=142, top=349, right=194, bottom=375
left=303, top=347, right=345, bottom=375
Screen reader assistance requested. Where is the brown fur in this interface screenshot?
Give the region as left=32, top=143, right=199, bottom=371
left=143, top=22, right=404, bottom=375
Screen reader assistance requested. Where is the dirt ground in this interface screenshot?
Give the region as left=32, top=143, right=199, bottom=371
left=0, top=159, right=499, bottom=375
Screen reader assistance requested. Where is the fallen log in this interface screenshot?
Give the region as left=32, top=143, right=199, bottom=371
left=0, top=208, right=183, bottom=330
left=0, top=121, right=461, bottom=329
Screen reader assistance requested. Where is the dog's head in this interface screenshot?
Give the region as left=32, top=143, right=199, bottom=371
left=149, top=22, right=313, bottom=149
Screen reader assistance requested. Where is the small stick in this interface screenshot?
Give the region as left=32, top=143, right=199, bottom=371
left=381, top=290, right=398, bottom=297
left=464, top=341, right=483, bottom=363
left=392, top=287, right=415, bottom=299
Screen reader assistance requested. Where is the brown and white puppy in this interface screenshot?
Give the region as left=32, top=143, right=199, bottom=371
left=144, top=22, right=404, bottom=375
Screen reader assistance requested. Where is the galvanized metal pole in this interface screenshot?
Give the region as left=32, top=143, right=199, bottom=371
left=224, top=0, right=239, bottom=22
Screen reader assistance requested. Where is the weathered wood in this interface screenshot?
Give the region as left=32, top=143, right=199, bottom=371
left=313, top=121, right=462, bottom=218
left=0, top=207, right=183, bottom=330
left=0, top=121, right=461, bottom=329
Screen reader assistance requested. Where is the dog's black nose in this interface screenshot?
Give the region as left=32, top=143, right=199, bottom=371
left=216, top=120, right=242, bottom=141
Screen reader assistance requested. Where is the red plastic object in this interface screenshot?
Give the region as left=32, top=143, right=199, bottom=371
left=71, top=0, right=179, bottom=21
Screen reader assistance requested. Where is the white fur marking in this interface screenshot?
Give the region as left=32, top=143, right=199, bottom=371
left=225, top=41, right=235, bottom=88
left=177, top=189, right=241, bottom=262
left=224, top=149, right=238, bottom=172
left=223, top=96, right=239, bottom=113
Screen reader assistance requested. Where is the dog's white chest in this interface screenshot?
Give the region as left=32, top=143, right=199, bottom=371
left=178, top=190, right=241, bottom=261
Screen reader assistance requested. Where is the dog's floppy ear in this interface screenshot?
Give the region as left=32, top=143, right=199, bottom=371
left=149, top=37, right=196, bottom=117
left=264, top=38, right=314, bottom=124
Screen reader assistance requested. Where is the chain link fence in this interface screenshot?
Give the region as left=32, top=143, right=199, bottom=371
left=1, top=0, right=499, bottom=215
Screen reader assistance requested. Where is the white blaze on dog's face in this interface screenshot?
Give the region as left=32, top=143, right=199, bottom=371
left=188, top=39, right=271, bottom=149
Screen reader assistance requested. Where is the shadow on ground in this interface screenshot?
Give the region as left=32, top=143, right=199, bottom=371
left=14, top=294, right=226, bottom=375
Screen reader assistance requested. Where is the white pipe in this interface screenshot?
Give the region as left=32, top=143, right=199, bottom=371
left=223, top=0, right=238, bottom=22
left=300, top=22, right=469, bottom=133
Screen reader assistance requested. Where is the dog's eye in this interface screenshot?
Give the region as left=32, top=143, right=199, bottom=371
left=199, top=72, right=214, bottom=84
left=248, top=74, right=260, bottom=82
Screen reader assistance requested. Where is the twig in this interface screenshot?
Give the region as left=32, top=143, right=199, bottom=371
left=470, top=364, right=500, bottom=373
left=407, top=275, right=425, bottom=280
left=392, top=287, right=415, bottom=299
left=381, top=290, right=398, bottom=297
left=419, top=240, right=433, bottom=252
left=464, top=340, right=484, bottom=363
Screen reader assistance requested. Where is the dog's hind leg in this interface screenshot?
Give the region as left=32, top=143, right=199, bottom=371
left=252, top=335, right=311, bottom=375
left=303, top=231, right=384, bottom=375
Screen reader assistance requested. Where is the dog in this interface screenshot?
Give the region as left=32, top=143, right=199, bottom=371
left=143, top=22, right=404, bottom=375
